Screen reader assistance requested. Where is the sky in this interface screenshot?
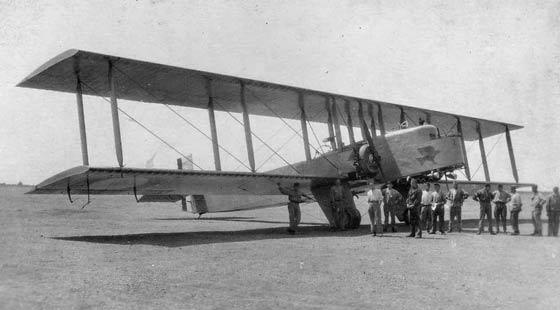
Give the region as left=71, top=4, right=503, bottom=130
left=0, top=0, right=559, bottom=189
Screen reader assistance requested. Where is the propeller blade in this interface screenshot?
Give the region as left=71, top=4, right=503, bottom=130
left=358, top=100, right=385, bottom=179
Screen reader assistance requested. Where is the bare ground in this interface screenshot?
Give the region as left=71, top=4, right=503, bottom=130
left=0, top=186, right=559, bottom=309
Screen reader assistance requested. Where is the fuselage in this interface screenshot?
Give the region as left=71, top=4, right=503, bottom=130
left=268, top=124, right=464, bottom=182
left=198, top=125, right=465, bottom=213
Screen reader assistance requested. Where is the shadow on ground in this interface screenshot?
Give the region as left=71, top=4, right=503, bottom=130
left=51, top=224, right=374, bottom=248
left=51, top=219, right=538, bottom=248
left=154, top=216, right=324, bottom=226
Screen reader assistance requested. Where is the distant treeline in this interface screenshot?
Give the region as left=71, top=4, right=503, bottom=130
left=0, top=182, right=34, bottom=187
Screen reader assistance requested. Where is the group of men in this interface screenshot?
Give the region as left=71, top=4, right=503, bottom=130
left=277, top=180, right=560, bottom=237
left=366, top=181, right=560, bottom=238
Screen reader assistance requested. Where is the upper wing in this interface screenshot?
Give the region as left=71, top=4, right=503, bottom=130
left=27, top=166, right=335, bottom=196
left=18, top=49, right=521, bottom=141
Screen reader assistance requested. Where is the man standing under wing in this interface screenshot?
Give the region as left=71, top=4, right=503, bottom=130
left=406, top=178, right=423, bottom=238
left=546, top=186, right=560, bottom=237
left=421, top=183, right=432, bottom=233
left=330, top=179, right=347, bottom=231
left=473, top=183, right=496, bottom=235
left=430, top=183, right=446, bottom=235
left=446, top=181, right=469, bottom=233
left=367, top=181, right=384, bottom=236
left=277, top=182, right=312, bottom=235
left=383, top=182, right=402, bottom=233
left=509, top=187, right=522, bottom=235
left=493, top=184, right=511, bottom=234
left=530, top=185, right=545, bottom=236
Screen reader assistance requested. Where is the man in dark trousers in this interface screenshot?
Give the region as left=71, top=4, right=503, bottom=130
left=406, top=178, right=423, bottom=238
left=421, top=183, right=433, bottom=233
left=430, top=183, right=446, bottom=234
left=446, top=181, right=469, bottom=233
left=546, top=186, right=560, bottom=237
left=383, top=182, right=403, bottom=233
left=330, top=179, right=347, bottom=230
left=473, top=183, right=496, bottom=235
left=277, top=182, right=312, bottom=235
left=509, top=187, right=522, bottom=235
left=530, top=185, right=545, bottom=236
left=493, top=184, right=511, bottom=234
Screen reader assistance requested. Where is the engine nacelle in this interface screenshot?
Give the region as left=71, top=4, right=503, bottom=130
left=357, top=145, right=380, bottom=177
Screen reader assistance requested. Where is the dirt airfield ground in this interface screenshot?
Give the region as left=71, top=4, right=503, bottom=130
left=1, top=186, right=559, bottom=309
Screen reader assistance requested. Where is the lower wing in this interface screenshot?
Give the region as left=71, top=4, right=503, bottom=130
left=438, top=180, right=536, bottom=194
left=28, top=166, right=335, bottom=197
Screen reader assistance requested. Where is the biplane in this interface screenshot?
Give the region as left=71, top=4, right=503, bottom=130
left=18, top=49, right=535, bottom=228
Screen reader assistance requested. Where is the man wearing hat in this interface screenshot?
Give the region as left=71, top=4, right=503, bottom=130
left=329, top=179, right=346, bottom=230
left=430, top=183, right=446, bottom=234
left=493, top=184, right=511, bottom=234
left=277, top=182, right=312, bottom=234
left=406, top=178, right=423, bottom=238
left=530, top=185, right=546, bottom=236
left=446, top=181, right=469, bottom=232
left=420, top=183, right=433, bottom=233
left=509, top=186, right=522, bottom=235
left=367, top=181, right=384, bottom=236
left=546, top=186, right=560, bottom=237
left=383, top=182, right=402, bottom=233
left=473, top=183, right=496, bottom=235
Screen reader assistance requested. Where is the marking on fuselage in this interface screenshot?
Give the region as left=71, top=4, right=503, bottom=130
left=416, top=146, right=440, bottom=165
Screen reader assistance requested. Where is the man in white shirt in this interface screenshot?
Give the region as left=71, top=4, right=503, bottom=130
left=420, top=183, right=432, bottom=233
left=430, top=183, right=446, bottom=234
left=509, top=187, right=522, bottom=235
left=367, top=182, right=384, bottom=236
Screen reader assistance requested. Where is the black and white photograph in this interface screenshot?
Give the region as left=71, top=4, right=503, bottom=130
left=1, top=1, right=559, bottom=309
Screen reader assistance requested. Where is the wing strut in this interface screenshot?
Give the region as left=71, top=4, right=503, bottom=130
left=298, top=92, right=312, bottom=161
left=505, top=124, right=519, bottom=183
left=239, top=81, right=256, bottom=172
left=376, top=102, right=386, bottom=135
left=74, top=58, right=89, bottom=166
left=367, top=103, right=377, bottom=137
left=330, top=97, right=343, bottom=151
left=206, top=78, right=222, bottom=171
left=344, top=100, right=355, bottom=145
left=456, top=118, right=471, bottom=181
left=108, top=59, right=124, bottom=167
left=325, top=97, right=336, bottom=150
left=358, top=100, right=385, bottom=180
left=476, top=122, right=491, bottom=182
left=425, top=112, right=432, bottom=125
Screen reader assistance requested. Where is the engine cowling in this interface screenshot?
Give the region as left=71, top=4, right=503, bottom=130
left=357, top=144, right=380, bottom=176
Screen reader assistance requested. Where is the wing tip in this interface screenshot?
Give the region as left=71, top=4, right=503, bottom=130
left=16, top=49, right=82, bottom=88
left=34, top=165, right=90, bottom=189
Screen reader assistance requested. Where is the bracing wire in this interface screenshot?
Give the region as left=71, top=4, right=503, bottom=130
left=83, top=70, right=331, bottom=225
left=80, top=80, right=204, bottom=170
left=246, top=89, right=341, bottom=171
left=256, top=129, right=300, bottom=171
left=212, top=98, right=302, bottom=175
left=470, top=135, right=503, bottom=179
left=231, top=110, right=300, bottom=171
left=112, top=65, right=253, bottom=171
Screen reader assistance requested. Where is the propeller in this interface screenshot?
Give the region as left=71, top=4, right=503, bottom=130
left=357, top=100, right=385, bottom=180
